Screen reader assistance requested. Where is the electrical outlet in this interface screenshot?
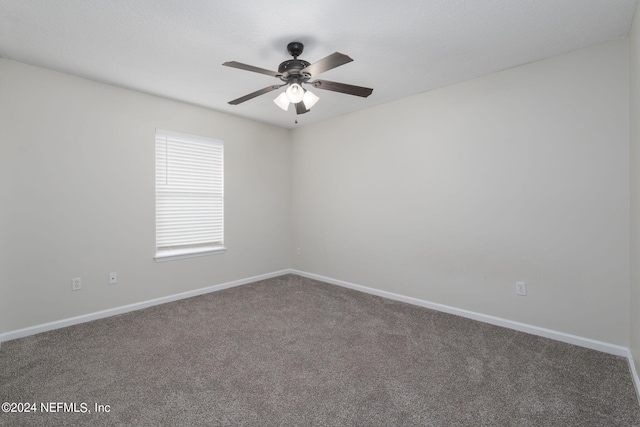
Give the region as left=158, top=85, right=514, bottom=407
left=296, top=248, right=301, bottom=256
left=516, top=281, right=527, bottom=296
left=72, top=277, right=82, bottom=291
left=109, top=272, right=118, bottom=285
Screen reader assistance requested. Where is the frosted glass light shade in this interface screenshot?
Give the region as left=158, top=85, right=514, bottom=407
left=273, top=92, right=290, bottom=111
left=285, top=83, right=305, bottom=103
left=302, top=90, right=319, bottom=109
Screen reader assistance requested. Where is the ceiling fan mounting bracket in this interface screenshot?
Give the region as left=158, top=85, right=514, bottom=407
left=287, top=42, right=304, bottom=58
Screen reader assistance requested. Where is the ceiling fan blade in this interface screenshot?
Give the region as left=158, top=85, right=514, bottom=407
left=228, top=84, right=285, bottom=105
left=300, top=52, right=353, bottom=76
left=309, top=79, right=373, bottom=98
left=222, top=61, right=281, bottom=78
left=295, top=102, right=309, bottom=115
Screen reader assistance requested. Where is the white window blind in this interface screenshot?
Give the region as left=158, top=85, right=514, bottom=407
left=155, top=129, right=224, bottom=261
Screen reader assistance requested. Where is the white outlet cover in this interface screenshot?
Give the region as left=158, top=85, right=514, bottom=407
left=72, top=277, right=82, bottom=291
left=109, top=272, right=118, bottom=285
left=516, top=281, right=527, bottom=296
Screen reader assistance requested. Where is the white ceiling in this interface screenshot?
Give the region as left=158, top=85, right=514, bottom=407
left=0, top=0, right=637, bottom=129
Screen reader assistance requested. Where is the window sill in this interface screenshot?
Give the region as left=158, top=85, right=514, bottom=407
left=154, top=246, right=227, bottom=262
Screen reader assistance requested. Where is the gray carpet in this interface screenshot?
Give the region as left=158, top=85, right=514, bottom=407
left=1, top=274, right=639, bottom=426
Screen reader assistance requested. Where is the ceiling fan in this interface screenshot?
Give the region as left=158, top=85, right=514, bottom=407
left=223, top=42, right=373, bottom=115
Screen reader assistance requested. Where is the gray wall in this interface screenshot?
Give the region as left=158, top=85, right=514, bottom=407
left=0, top=59, right=292, bottom=334
left=291, top=40, right=630, bottom=345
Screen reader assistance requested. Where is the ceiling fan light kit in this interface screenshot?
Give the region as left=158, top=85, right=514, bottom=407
left=273, top=82, right=320, bottom=112
left=224, top=42, right=373, bottom=116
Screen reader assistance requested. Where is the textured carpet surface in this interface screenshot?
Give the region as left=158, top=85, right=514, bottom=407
left=1, top=274, right=639, bottom=426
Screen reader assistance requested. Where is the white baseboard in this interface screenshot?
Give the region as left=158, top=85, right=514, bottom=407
left=628, top=350, right=640, bottom=407
left=291, top=269, right=629, bottom=357
left=0, top=269, right=292, bottom=346
left=0, top=267, right=630, bottom=360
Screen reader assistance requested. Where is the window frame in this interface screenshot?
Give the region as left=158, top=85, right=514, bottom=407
left=154, top=129, right=226, bottom=262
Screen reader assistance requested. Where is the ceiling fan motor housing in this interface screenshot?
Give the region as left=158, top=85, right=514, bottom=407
left=278, top=59, right=310, bottom=78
